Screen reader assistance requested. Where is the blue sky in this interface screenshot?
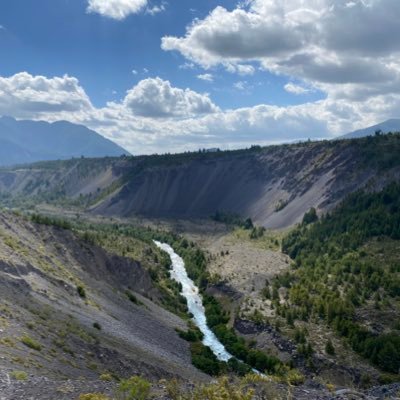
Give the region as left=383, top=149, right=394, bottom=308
left=0, top=0, right=399, bottom=154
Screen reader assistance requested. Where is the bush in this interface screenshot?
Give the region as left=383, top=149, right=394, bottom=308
left=190, top=342, right=224, bottom=376
left=191, top=376, right=254, bottom=400
left=325, top=339, right=335, bottom=355
left=20, top=335, right=42, bottom=351
left=177, top=327, right=204, bottom=342
left=77, top=285, right=86, bottom=298
left=79, top=394, right=111, bottom=400
left=125, top=290, right=139, bottom=304
left=116, top=376, right=151, bottom=400
left=302, top=208, right=318, bottom=225
left=99, top=373, right=114, bottom=381
left=93, top=322, right=102, bottom=330
left=10, top=371, right=27, bottom=381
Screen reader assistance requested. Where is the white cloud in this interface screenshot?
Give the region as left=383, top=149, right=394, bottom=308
left=226, top=64, right=255, bottom=76
left=87, top=0, right=148, bottom=20
left=284, top=83, right=310, bottom=95
left=145, top=2, right=167, bottom=15
left=0, top=72, right=93, bottom=119
left=161, top=0, right=400, bottom=102
left=0, top=72, right=399, bottom=155
left=132, top=69, right=138, bottom=75
left=234, top=81, right=247, bottom=91
left=179, top=62, right=196, bottom=70
left=197, top=73, right=214, bottom=82
left=120, top=77, right=219, bottom=118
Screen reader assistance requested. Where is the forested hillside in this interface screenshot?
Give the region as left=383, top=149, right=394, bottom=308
left=276, top=183, right=400, bottom=373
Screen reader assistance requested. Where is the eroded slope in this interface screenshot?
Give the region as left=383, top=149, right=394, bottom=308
left=0, top=211, right=205, bottom=396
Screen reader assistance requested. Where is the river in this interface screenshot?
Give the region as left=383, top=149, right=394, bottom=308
left=154, top=241, right=233, bottom=362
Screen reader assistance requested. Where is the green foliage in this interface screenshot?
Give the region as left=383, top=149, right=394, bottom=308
left=190, top=342, right=225, bottom=376
left=189, top=376, right=254, bottom=400
left=177, top=326, right=204, bottom=342
left=93, top=322, right=102, bottom=330
left=325, top=339, right=335, bottom=355
left=77, top=285, right=87, bottom=298
left=125, top=290, right=139, bottom=305
left=99, top=373, right=114, bottom=381
left=10, top=370, right=28, bottom=381
left=249, top=226, right=266, bottom=239
left=278, top=182, right=400, bottom=373
left=302, top=208, right=318, bottom=225
left=212, top=211, right=253, bottom=230
left=31, top=213, right=72, bottom=229
left=203, top=294, right=281, bottom=374
left=166, top=376, right=255, bottom=400
left=79, top=394, right=111, bottom=400
left=116, top=376, right=151, bottom=400
left=20, top=335, right=42, bottom=351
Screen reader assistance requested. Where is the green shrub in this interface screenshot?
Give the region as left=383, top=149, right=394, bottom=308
left=116, top=376, right=151, bottom=400
left=125, top=290, right=139, bottom=304
left=99, top=373, right=114, bottom=382
left=20, top=335, right=42, bottom=351
left=10, top=370, right=28, bottom=381
left=190, top=342, right=224, bottom=376
left=77, top=285, right=86, bottom=298
left=93, top=322, right=102, bottom=330
left=79, top=394, right=111, bottom=400
left=325, top=339, right=335, bottom=355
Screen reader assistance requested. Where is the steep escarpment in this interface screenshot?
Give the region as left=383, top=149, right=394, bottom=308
left=0, top=211, right=205, bottom=389
left=0, top=157, right=122, bottom=200
left=1, top=134, right=400, bottom=228
left=93, top=135, right=400, bottom=228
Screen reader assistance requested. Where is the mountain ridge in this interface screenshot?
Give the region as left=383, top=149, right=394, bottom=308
left=0, top=116, right=130, bottom=166
left=341, top=118, right=400, bottom=139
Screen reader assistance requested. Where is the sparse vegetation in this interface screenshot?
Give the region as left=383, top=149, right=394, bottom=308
left=10, top=370, right=28, bottom=381
left=79, top=394, right=111, bottom=400
left=93, top=322, right=102, bottom=330
left=77, top=285, right=87, bottom=298
left=20, top=335, right=42, bottom=351
left=116, top=376, right=151, bottom=400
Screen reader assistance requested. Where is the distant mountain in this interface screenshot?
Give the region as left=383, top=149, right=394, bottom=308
left=342, top=119, right=400, bottom=139
left=0, top=116, right=130, bottom=166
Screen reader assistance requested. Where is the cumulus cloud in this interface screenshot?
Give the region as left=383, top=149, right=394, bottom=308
left=120, top=77, right=219, bottom=118
left=161, top=0, right=400, bottom=101
left=226, top=64, right=255, bottom=76
left=284, top=83, right=311, bottom=95
left=1, top=72, right=399, bottom=155
left=0, top=72, right=93, bottom=119
left=87, top=0, right=148, bottom=20
left=197, top=73, right=214, bottom=82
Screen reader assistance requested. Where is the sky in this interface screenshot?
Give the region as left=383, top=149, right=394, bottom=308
left=0, top=0, right=399, bottom=154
